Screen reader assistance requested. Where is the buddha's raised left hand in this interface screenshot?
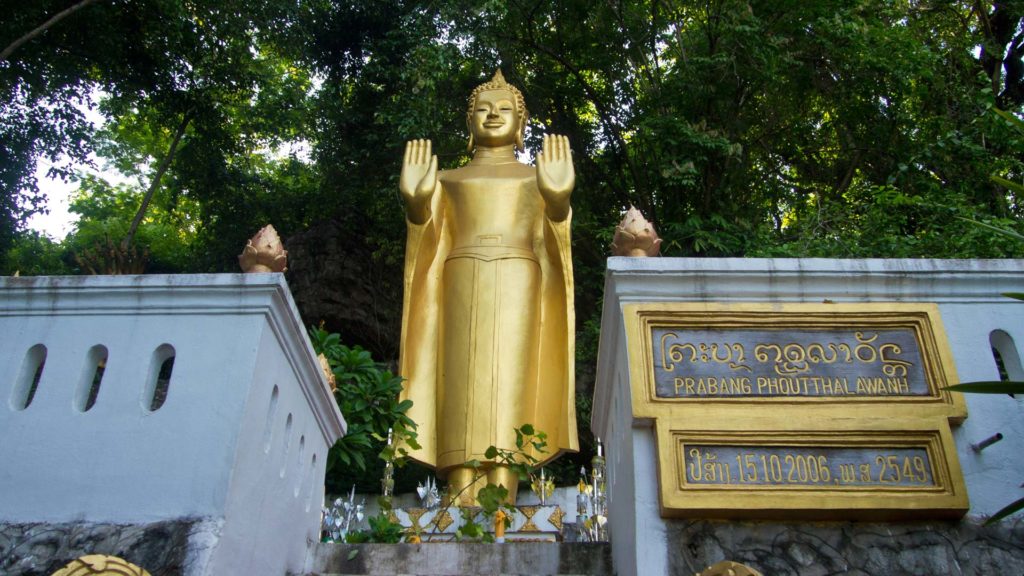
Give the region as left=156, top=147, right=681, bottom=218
left=537, top=134, right=574, bottom=222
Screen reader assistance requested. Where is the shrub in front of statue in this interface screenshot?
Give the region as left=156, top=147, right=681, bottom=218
left=309, top=325, right=419, bottom=477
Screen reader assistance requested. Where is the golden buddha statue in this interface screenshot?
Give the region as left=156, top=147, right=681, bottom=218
left=398, top=70, right=578, bottom=504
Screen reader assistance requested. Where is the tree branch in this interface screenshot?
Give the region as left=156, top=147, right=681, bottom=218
left=0, top=0, right=103, bottom=62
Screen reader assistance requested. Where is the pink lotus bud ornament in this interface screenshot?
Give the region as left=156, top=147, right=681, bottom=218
left=611, top=206, right=662, bottom=257
left=238, top=224, right=288, bottom=273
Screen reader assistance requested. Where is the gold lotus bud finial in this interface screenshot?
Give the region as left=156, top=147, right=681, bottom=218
left=238, top=224, right=288, bottom=273
left=318, top=353, right=337, bottom=393
left=611, top=206, right=662, bottom=257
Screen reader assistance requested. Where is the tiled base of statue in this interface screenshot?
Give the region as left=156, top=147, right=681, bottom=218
left=389, top=505, right=566, bottom=542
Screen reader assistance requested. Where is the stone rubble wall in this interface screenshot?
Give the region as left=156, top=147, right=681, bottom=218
left=0, top=519, right=203, bottom=576
left=669, top=517, right=1024, bottom=576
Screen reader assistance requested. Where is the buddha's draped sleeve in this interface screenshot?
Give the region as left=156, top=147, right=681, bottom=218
left=533, top=210, right=579, bottom=461
left=399, top=183, right=447, bottom=467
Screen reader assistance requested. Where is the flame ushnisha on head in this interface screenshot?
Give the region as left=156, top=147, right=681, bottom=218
left=466, top=69, right=529, bottom=151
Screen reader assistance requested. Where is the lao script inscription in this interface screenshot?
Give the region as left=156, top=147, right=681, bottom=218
left=683, top=444, right=935, bottom=488
left=652, top=327, right=929, bottom=398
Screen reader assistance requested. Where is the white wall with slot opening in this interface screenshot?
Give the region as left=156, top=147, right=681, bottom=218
left=0, top=274, right=346, bottom=576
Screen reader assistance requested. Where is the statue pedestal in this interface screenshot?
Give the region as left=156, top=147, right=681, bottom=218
left=391, top=505, right=566, bottom=542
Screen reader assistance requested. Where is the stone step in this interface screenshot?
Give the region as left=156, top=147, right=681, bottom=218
left=306, top=542, right=613, bottom=576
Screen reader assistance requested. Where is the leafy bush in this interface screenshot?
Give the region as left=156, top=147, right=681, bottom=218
left=309, top=325, right=418, bottom=490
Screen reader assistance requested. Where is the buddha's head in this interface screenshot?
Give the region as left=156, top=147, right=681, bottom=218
left=466, top=70, right=528, bottom=152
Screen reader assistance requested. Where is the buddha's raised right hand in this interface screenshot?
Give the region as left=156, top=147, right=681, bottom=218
left=400, top=139, right=437, bottom=224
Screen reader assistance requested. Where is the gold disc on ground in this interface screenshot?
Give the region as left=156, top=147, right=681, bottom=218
left=51, top=554, right=151, bottom=576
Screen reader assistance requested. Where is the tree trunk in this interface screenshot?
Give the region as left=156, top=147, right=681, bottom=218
left=122, top=111, right=192, bottom=252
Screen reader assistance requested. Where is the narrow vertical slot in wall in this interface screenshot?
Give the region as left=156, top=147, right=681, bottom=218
left=304, top=453, right=318, bottom=512
left=264, top=386, right=280, bottom=454
left=294, top=435, right=306, bottom=497
left=281, top=413, right=293, bottom=478
left=11, top=344, right=47, bottom=410
left=77, top=345, right=108, bottom=412
left=990, top=330, right=1023, bottom=394
left=143, top=344, right=176, bottom=412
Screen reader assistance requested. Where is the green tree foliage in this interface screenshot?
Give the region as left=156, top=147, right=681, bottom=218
left=1, top=0, right=320, bottom=270
left=0, top=0, right=103, bottom=262
left=64, top=175, right=197, bottom=272
left=6, top=1, right=1023, bottom=264
left=442, top=0, right=1024, bottom=258
left=5, top=230, right=70, bottom=276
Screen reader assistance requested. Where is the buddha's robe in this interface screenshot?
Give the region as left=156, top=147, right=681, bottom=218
left=398, top=161, right=577, bottom=472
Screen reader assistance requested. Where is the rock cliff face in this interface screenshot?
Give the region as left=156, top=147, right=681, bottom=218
left=285, top=219, right=404, bottom=362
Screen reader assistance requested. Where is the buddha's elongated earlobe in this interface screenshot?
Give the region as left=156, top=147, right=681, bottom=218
left=516, top=110, right=529, bottom=152
left=467, top=132, right=475, bottom=152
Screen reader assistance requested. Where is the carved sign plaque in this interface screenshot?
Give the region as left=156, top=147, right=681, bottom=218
left=652, top=327, right=929, bottom=398
left=623, top=303, right=968, bottom=520
left=658, top=426, right=967, bottom=519
left=682, top=444, right=934, bottom=488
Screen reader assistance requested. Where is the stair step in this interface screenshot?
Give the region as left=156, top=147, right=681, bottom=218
left=307, top=542, right=613, bottom=576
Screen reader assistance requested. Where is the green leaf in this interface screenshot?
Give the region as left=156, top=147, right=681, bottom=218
left=989, top=175, right=1024, bottom=194
left=484, top=446, right=499, bottom=459
left=985, top=495, right=1024, bottom=525
left=519, top=424, right=535, bottom=435
left=992, top=107, right=1024, bottom=134
left=476, top=483, right=509, bottom=514
left=956, top=217, right=1024, bottom=243
left=347, top=549, right=359, bottom=561
left=944, top=381, right=1024, bottom=394
left=1001, top=293, right=1024, bottom=302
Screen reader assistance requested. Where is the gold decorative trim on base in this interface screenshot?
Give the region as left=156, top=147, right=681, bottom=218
left=389, top=505, right=564, bottom=540
left=546, top=506, right=565, bottom=530
left=519, top=505, right=540, bottom=532
left=697, top=560, right=764, bottom=576
left=433, top=509, right=454, bottom=532
left=51, top=555, right=150, bottom=576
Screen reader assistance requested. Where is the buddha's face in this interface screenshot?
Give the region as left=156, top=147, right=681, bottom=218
left=469, top=89, right=520, bottom=147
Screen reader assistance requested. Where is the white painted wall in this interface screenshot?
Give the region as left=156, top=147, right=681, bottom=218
left=0, top=274, right=345, bottom=576
left=593, top=258, right=1024, bottom=576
